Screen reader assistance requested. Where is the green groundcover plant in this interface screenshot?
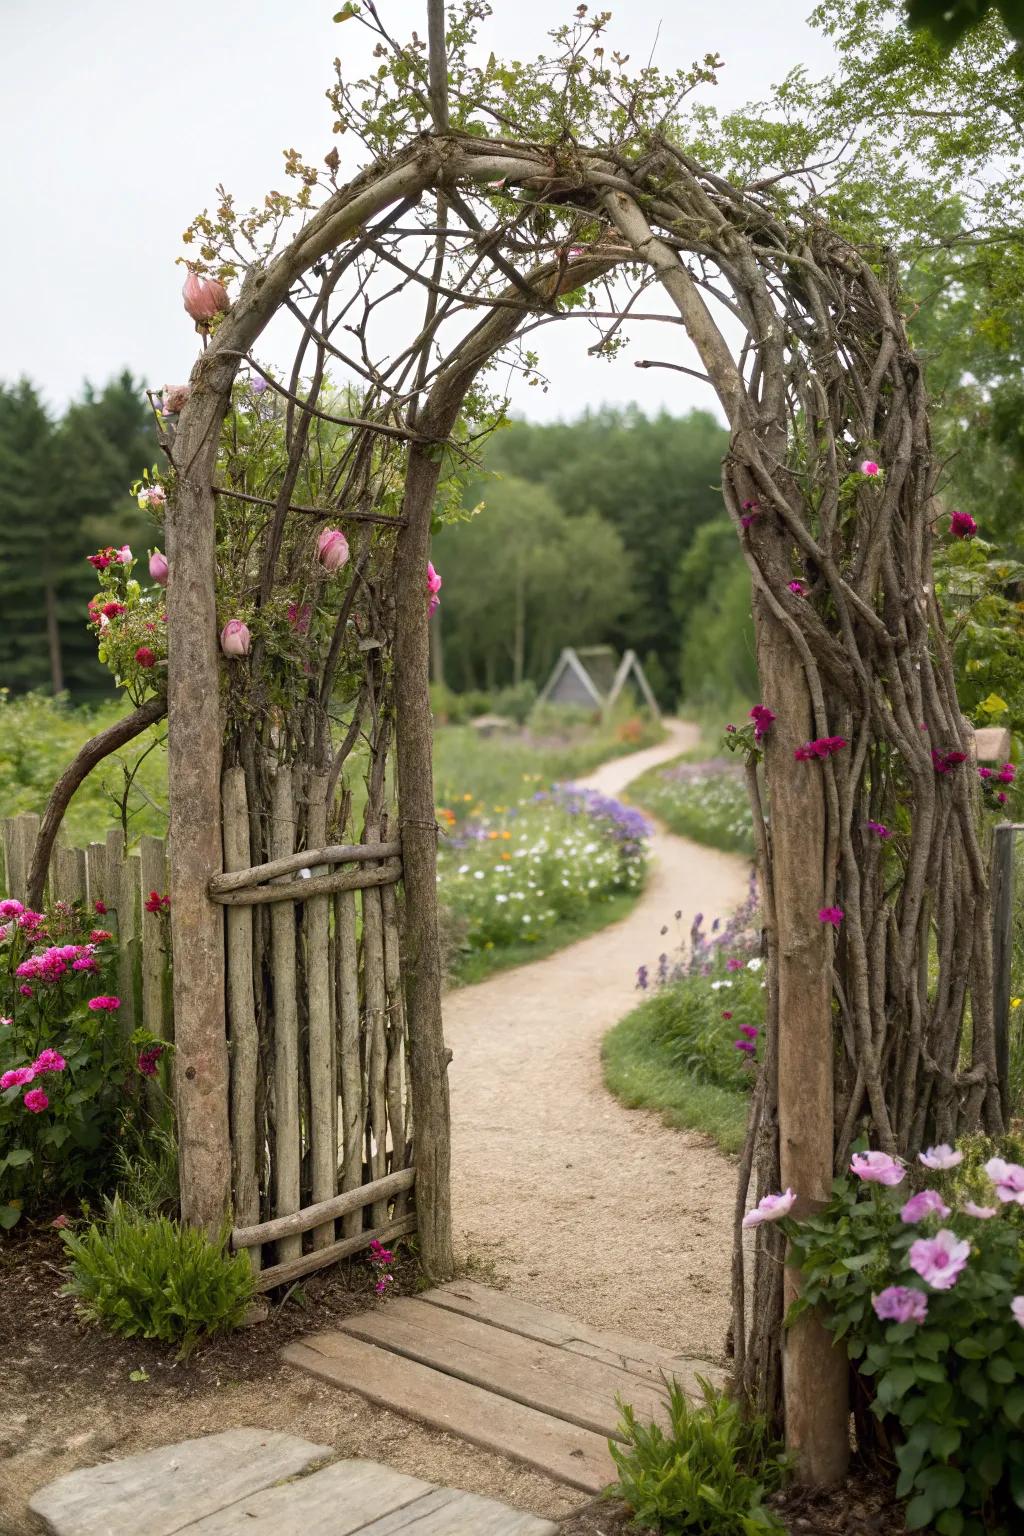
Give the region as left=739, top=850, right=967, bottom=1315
left=750, top=1137, right=1024, bottom=1534
left=61, top=1200, right=254, bottom=1359
left=0, top=896, right=165, bottom=1229
left=610, top=1377, right=788, bottom=1534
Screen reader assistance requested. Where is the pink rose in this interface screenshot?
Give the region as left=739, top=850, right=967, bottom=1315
left=742, top=1188, right=796, bottom=1228
left=149, top=550, right=169, bottom=586
left=317, top=529, right=350, bottom=572
left=220, top=620, right=251, bottom=658
left=860, top=460, right=880, bottom=476
left=182, top=269, right=229, bottom=324
left=1, top=1066, right=36, bottom=1091
left=23, top=1088, right=50, bottom=1113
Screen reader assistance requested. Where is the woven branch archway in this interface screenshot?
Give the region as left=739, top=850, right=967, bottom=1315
left=161, top=5, right=1000, bottom=1482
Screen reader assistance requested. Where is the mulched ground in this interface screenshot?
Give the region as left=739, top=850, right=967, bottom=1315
left=0, top=1219, right=419, bottom=1408
left=554, top=1472, right=913, bottom=1535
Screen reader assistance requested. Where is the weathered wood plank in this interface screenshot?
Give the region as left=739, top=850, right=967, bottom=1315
left=52, top=840, right=87, bottom=906
left=85, top=842, right=107, bottom=911
left=335, top=870, right=363, bottom=1239
left=232, top=1168, right=415, bottom=1249
left=282, top=1333, right=616, bottom=1494
left=356, top=1486, right=557, bottom=1535
left=139, top=835, right=169, bottom=1039
left=252, top=1213, right=417, bottom=1294
left=422, top=1278, right=725, bottom=1392
left=211, top=859, right=402, bottom=905
left=210, top=839, right=402, bottom=892
left=26, top=1428, right=332, bottom=1536
left=337, top=1298, right=671, bottom=1439
left=222, top=770, right=260, bottom=1271
left=183, top=1457, right=430, bottom=1534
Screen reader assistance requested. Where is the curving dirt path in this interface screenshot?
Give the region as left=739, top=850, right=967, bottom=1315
left=445, top=719, right=752, bottom=1364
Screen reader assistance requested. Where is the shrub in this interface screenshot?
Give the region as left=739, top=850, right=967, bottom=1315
left=61, top=1201, right=254, bottom=1358
left=0, top=897, right=165, bottom=1228
left=786, top=1142, right=1024, bottom=1535
left=610, top=1378, right=788, bottom=1534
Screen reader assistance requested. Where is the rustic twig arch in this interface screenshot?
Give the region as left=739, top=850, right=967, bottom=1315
left=141, top=3, right=1000, bottom=1483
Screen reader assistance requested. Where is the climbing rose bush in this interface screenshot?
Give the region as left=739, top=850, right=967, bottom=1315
left=779, top=1142, right=1024, bottom=1535
left=0, top=899, right=164, bottom=1229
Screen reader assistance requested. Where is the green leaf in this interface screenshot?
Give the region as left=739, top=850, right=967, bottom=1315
left=918, top=1464, right=965, bottom=1512
left=988, top=1355, right=1016, bottom=1384
left=935, top=1510, right=964, bottom=1536
left=929, top=1423, right=961, bottom=1459
left=0, top=1203, right=22, bottom=1229
left=1003, top=1385, right=1024, bottom=1425
left=333, top=3, right=359, bottom=19
left=3, top=1146, right=33, bottom=1168
left=905, top=1492, right=936, bottom=1530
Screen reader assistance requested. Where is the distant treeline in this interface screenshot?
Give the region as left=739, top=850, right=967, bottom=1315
left=434, top=406, right=756, bottom=709
left=0, top=375, right=157, bottom=699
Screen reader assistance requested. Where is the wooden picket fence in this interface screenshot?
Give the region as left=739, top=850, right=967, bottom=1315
left=0, top=812, right=171, bottom=1048
left=1, top=786, right=416, bottom=1293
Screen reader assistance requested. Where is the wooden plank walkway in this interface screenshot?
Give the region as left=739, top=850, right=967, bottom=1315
left=28, top=1431, right=556, bottom=1535
left=283, top=1279, right=727, bottom=1496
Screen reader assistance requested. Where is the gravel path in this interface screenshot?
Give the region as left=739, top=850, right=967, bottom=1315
left=445, top=720, right=752, bottom=1365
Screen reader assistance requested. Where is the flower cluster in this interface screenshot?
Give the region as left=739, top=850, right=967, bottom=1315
left=931, top=747, right=968, bottom=775
left=87, top=541, right=167, bottom=701
left=978, top=760, right=1017, bottom=813
left=368, top=1237, right=395, bottom=1297
left=794, top=735, right=847, bottom=761
left=636, top=758, right=754, bottom=857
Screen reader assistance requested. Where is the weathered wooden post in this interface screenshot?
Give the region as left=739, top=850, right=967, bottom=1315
left=991, top=822, right=1020, bottom=1122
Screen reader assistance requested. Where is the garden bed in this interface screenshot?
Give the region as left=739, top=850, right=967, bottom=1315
left=626, top=755, right=754, bottom=856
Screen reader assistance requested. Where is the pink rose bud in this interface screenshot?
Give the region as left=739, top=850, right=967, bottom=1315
left=220, top=619, right=251, bottom=658
left=426, top=561, right=443, bottom=595
left=182, top=269, right=230, bottom=325
left=161, top=384, right=191, bottom=415
left=149, top=550, right=169, bottom=586
left=317, top=528, right=350, bottom=572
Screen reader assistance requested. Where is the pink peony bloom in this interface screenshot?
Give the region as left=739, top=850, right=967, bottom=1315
left=23, top=1088, right=50, bottom=1113
left=963, top=1201, right=997, bottom=1219
left=985, top=1157, right=1024, bottom=1205
left=1, top=1066, right=36, bottom=1090
left=220, top=620, right=251, bottom=658
left=851, top=1151, right=905, bottom=1186
left=919, top=1144, right=962, bottom=1171
left=1012, top=1297, right=1024, bottom=1329
left=31, top=1049, right=66, bottom=1075
left=873, top=1286, right=928, bottom=1324
left=818, top=906, right=844, bottom=927
left=749, top=705, right=775, bottom=742
left=908, top=1229, right=970, bottom=1290
left=149, top=550, right=169, bottom=586
left=182, top=268, right=230, bottom=324
left=317, top=528, right=350, bottom=572
left=72, top=956, right=98, bottom=972
left=742, top=1188, right=796, bottom=1229
left=860, top=460, right=880, bottom=476
left=949, top=509, right=977, bottom=539
left=87, top=995, right=121, bottom=1012
left=900, top=1189, right=951, bottom=1224
left=0, top=899, right=24, bottom=919
left=161, top=384, right=191, bottom=415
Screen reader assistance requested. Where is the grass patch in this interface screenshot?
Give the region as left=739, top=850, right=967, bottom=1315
left=603, top=1002, right=750, bottom=1155
left=450, top=888, right=639, bottom=986
left=627, top=756, right=754, bottom=856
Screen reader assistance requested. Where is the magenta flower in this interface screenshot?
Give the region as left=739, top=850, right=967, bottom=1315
left=873, top=1286, right=928, bottom=1324
left=31, top=1049, right=66, bottom=1076
left=733, top=1038, right=756, bottom=1054
left=908, top=1229, right=970, bottom=1291
left=726, top=957, right=743, bottom=972
left=22, top=1088, right=50, bottom=1113
left=860, top=460, right=880, bottom=476
left=721, top=1011, right=733, bottom=1020
left=900, top=1189, right=951, bottom=1224
left=932, top=748, right=968, bottom=774
left=426, top=561, right=443, bottom=596
left=985, top=1157, right=1024, bottom=1205
left=137, top=1045, right=165, bottom=1078
left=0, top=899, right=24, bottom=919
left=317, top=528, right=350, bottom=572
left=949, top=510, right=977, bottom=539
left=87, top=995, right=121, bottom=1012
left=998, top=792, right=1008, bottom=805
left=818, top=906, right=844, bottom=927
left=1012, top=1298, right=1024, bottom=1329
left=220, top=620, right=251, bottom=658
left=851, top=1151, right=905, bottom=1186
left=919, top=1144, right=962, bottom=1171
left=865, top=820, right=890, bottom=840
left=979, top=767, right=993, bottom=780
left=742, top=1188, right=796, bottom=1229
left=739, top=1024, right=759, bottom=1040
left=963, top=1201, right=997, bottom=1219
left=795, top=736, right=847, bottom=761
left=740, top=501, right=762, bottom=529
left=787, top=580, right=806, bottom=596
left=998, top=763, right=1016, bottom=783
left=1, top=1066, right=36, bottom=1091
left=749, top=705, right=776, bottom=742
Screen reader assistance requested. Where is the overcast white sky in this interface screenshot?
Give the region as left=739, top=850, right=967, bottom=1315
left=1, top=1, right=836, bottom=424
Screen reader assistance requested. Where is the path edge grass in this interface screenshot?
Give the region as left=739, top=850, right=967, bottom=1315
left=602, top=999, right=749, bottom=1156
left=447, top=888, right=640, bottom=988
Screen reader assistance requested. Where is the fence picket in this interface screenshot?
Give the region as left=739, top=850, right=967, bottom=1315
left=270, top=768, right=302, bottom=1266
